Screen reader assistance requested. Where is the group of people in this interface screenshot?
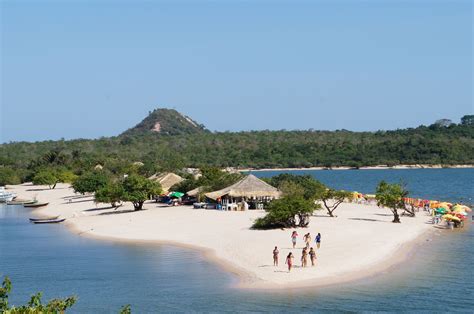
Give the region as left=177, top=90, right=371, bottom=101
left=272, top=231, right=322, bottom=272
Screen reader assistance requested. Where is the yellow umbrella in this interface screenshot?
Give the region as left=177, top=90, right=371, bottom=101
left=438, top=202, right=452, bottom=208
left=442, top=214, right=461, bottom=222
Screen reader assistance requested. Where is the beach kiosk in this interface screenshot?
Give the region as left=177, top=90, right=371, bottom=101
left=205, top=174, right=281, bottom=210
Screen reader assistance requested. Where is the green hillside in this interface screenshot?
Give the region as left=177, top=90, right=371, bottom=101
left=121, top=108, right=209, bottom=136
left=0, top=112, right=473, bottom=184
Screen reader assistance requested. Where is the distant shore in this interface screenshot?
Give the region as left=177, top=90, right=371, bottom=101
left=7, top=183, right=438, bottom=290
left=236, top=164, right=474, bottom=173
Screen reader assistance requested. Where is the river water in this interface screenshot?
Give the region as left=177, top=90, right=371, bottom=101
left=1, top=169, right=473, bottom=312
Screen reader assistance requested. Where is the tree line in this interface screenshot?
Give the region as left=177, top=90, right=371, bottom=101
left=1, top=116, right=473, bottom=186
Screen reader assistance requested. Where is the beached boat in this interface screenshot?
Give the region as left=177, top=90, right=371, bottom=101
left=7, top=199, right=37, bottom=205
left=29, top=216, right=60, bottom=222
left=32, top=218, right=66, bottom=224
left=0, top=187, right=16, bottom=202
left=23, top=202, right=49, bottom=208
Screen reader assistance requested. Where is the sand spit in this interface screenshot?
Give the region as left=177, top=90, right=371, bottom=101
left=8, top=183, right=435, bottom=289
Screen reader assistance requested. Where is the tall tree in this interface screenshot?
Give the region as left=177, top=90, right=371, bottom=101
left=95, top=182, right=125, bottom=208
left=73, top=171, right=110, bottom=194
left=320, top=189, right=352, bottom=217
left=375, top=181, right=409, bottom=223
left=460, top=115, right=474, bottom=126
left=32, top=169, right=59, bottom=189
left=122, top=175, right=162, bottom=210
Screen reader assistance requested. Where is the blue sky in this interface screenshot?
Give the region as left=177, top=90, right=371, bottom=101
left=1, top=0, right=472, bottom=142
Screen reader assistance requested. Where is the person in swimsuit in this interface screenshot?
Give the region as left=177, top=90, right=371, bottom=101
left=301, top=248, right=308, bottom=267
left=309, top=247, right=316, bottom=266
left=316, top=233, right=321, bottom=249
left=304, top=233, right=311, bottom=249
left=273, top=246, right=279, bottom=266
left=291, top=231, right=298, bottom=248
left=285, top=252, right=294, bottom=272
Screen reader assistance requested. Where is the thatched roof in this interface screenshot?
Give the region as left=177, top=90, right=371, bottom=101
left=186, top=186, right=204, bottom=197
left=149, top=172, right=184, bottom=193
left=205, top=174, right=281, bottom=200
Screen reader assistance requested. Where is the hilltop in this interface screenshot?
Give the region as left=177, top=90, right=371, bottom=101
left=121, top=108, right=209, bottom=136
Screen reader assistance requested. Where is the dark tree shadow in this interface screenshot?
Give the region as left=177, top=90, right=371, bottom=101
left=311, top=214, right=333, bottom=218
left=83, top=205, right=118, bottom=212
left=63, top=198, right=94, bottom=204
left=62, top=195, right=92, bottom=200
left=348, top=218, right=382, bottom=222
left=26, top=187, right=67, bottom=191
left=98, top=209, right=147, bottom=216
left=373, top=213, right=393, bottom=217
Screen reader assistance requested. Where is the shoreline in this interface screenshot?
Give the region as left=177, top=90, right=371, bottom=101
left=8, top=183, right=438, bottom=290
left=236, top=164, right=474, bottom=172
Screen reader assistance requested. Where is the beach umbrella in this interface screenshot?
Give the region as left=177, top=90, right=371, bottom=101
left=442, top=214, right=460, bottom=222
left=451, top=204, right=462, bottom=211
left=444, top=214, right=461, bottom=222
left=438, top=202, right=452, bottom=208
left=455, top=213, right=467, bottom=220
left=435, top=208, right=449, bottom=215
left=168, top=191, right=184, bottom=198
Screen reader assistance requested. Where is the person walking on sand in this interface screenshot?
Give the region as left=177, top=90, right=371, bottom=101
left=304, top=233, right=311, bottom=249
left=273, top=246, right=279, bottom=266
left=309, top=247, right=316, bottom=266
left=291, top=231, right=298, bottom=248
left=285, top=252, right=294, bottom=272
left=301, top=248, right=308, bottom=267
left=315, top=233, right=321, bottom=249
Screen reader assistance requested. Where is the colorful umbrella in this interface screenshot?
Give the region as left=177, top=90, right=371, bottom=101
left=168, top=191, right=185, bottom=198
left=435, top=208, right=449, bottom=215
left=438, top=202, right=452, bottom=208
left=442, top=214, right=461, bottom=222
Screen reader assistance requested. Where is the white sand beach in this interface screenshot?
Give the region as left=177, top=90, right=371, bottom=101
left=7, top=183, right=435, bottom=289
left=237, top=164, right=474, bottom=172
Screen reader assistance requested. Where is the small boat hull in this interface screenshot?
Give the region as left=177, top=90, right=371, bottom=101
left=29, top=216, right=60, bottom=222
left=24, top=202, right=49, bottom=208
left=7, top=199, right=36, bottom=205
left=32, top=218, right=66, bottom=224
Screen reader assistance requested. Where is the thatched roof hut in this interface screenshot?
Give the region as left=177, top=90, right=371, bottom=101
left=149, top=172, right=184, bottom=193
left=186, top=186, right=204, bottom=197
left=205, top=174, right=281, bottom=200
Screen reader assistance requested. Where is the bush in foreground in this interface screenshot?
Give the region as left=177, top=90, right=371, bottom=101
left=252, top=196, right=316, bottom=229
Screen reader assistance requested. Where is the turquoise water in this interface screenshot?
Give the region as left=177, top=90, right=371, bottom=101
left=1, top=169, right=473, bottom=312
left=249, top=168, right=474, bottom=204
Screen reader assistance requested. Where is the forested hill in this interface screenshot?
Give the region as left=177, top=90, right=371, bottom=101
left=121, top=108, right=209, bottom=136
left=0, top=113, right=473, bottom=183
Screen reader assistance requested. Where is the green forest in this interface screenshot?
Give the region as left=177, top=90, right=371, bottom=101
left=0, top=110, right=473, bottom=185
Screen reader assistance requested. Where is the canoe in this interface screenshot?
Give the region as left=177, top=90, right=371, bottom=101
left=29, top=216, right=60, bottom=222
left=24, top=202, right=49, bottom=208
left=7, top=199, right=36, bottom=205
left=32, top=218, right=66, bottom=224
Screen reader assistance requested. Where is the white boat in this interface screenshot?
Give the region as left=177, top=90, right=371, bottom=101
left=0, top=187, right=16, bottom=203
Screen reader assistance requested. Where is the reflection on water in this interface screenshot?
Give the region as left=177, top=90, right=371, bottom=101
left=1, top=169, right=473, bottom=312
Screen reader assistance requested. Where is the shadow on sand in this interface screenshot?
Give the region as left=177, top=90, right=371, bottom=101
left=83, top=205, right=119, bottom=212
left=98, top=209, right=146, bottom=216
left=348, top=217, right=382, bottom=222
